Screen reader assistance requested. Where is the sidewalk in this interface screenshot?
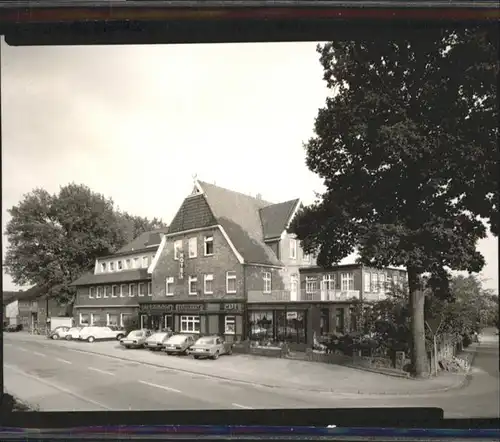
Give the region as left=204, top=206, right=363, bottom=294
left=5, top=332, right=472, bottom=396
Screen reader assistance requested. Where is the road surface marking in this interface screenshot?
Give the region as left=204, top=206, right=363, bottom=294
left=4, top=363, right=111, bottom=410
left=4, top=343, right=12, bottom=346
left=232, top=403, right=253, bottom=409
left=33, top=351, right=46, bottom=357
left=89, top=367, right=115, bottom=376
left=138, top=380, right=181, bottom=393
left=18, top=347, right=28, bottom=352
left=56, top=358, right=72, bottom=365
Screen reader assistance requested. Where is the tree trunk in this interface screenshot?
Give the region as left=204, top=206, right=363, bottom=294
left=408, top=267, right=427, bottom=378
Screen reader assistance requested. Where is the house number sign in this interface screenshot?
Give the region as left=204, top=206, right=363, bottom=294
left=179, top=251, right=185, bottom=280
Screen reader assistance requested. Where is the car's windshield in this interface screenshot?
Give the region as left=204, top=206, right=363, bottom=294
left=196, top=337, right=215, bottom=345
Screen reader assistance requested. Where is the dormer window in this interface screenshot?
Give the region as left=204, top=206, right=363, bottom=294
left=142, top=256, right=149, bottom=268
left=109, top=262, right=115, bottom=272
left=117, top=260, right=123, bottom=271
left=100, top=262, right=107, bottom=273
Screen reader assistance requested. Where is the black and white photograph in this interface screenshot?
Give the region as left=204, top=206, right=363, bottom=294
left=2, top=28, right=498, bottom=417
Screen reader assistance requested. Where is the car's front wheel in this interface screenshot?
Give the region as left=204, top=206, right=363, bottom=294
left=116, top=334, right=124, bottom=340
left=65, top=335, right=72, bottom=340
left=193, top=355, right=200, bottom=360
left=87, top=336, right=95, bottom=343
left=212, top=351, right=220, bottom=360
left=52, top=335, right=59, bottom=340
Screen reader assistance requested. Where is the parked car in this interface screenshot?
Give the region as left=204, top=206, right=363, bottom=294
left=5, top=324, right=23, bottom=332
left=120, top=329, right=152, bottom=349
left=48, top=326, right=71, bottom=340
left=162, top=334, right=196, bottom=355
left=79, top=326, right=126, bottom=343
left=189, top=335, right=233, bottom=360
left=145, top=331, right=173, bottom=351
left=60, top=326, right=85, bottom=340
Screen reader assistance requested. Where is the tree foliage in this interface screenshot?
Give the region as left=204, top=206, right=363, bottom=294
left=290, top=27, right=498, bottom=377
left=4, top=183, right=167, bottom=309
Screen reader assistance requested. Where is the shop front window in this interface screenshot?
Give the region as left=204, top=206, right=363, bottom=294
left=107, top=314, right=119, bottom=326
left=225, top=316, right=236, bottom=335
left=80, top=313, right=89, bottom=325
left=248, top=311, right=273, bottom=342
left=180, top=315, right=200, bottom=333
left=277, top=311, right=306, bottom=344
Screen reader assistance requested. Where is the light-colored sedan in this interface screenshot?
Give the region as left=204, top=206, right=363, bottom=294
left=162, top=334, right=196, bottom=355
left=145, top=331, right=172, bottom=351
left=120, top=329, right=152, bottom=349
left=59, top=326, right=85, bottom=340
left=79, top=326, right=126, bottom=343
left=48, top=326, right=70, bottom=340
left=189, top=336, right=233, bottom=360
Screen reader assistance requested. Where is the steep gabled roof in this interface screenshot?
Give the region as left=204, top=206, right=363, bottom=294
left=117, top=228, right=169, bottom=253
left=197, top=181, right=283, bottom=266
left=168, top=194, right=217, bottom=234
left=260, top=198, right=300, bottom=240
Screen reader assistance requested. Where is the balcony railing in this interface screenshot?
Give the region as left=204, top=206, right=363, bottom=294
left=247, top=289, right=361, bottom=303
left=301, top=290, right=361, bottom=301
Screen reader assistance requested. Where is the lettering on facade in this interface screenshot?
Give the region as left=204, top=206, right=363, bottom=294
left=176, top=304, right=203, bottom=312
left=286, top=311, right=298, bottom=320
left=179, top=251, right=185, bottom=280
left=224, top=303, right=243, bottom=312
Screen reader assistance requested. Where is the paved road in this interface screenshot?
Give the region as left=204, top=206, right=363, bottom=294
left=3, top=333, right=498, bottom=417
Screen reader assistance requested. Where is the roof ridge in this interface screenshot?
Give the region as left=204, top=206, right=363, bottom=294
left=197, top=180, right=274, bottom=206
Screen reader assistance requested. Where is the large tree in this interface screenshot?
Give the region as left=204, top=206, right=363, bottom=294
left=4, top=183, right=167, bottom=311
left=291, top=27, right=498, bottom=377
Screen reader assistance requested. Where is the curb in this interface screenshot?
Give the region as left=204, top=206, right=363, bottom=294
left=8, top=335, right=473, bottom=398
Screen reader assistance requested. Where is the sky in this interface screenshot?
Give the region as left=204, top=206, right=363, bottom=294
left=1, top=40, right=497, bottom=294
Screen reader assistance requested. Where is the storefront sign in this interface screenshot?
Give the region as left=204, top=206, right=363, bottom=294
left=286, top=311, right=298, bottom=320
left=224, top=303, right=243, bottom=312
left=175, top=303, right=203, bottom=312
left=179, top=251, right=185, bottom=280
left=142, top=303, right=175, bottom=312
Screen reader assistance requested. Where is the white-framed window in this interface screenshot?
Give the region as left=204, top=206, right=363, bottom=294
left=371, top=272, right=378, bottom=293
left=379, top=273, right=386, bottom=293
left=263, top=272, right=272, bottom=293
left=138, top=282, right=146, bottom=297
left=142, top=256, right=149, bottom=268
left=134, top=257, right=139, bottom=268
left=117, top=260, right=123, bottom=271
left=120, top=313, right=132, bottom=328
left=226, top=271, right=237, bottom=293
left=393, top=274, right=399, bottom=288
left=204, top=235, right=214, bottom=256
left=125, top=259, right=131, bottom=269
left=341, top=272, right=354, bottom=291
left=174, top=240, right=183, bottom=260
left=96, top=287, right=103, bottom=298
left=322, top=274, right=335, bottom=291
left=90, top=313, right=101, bottom=326
left=180, top=315, right=200, bottom=333
left=306, top=277, right=317, bottom=294
left=204, top=274, right=214, bottom=294
left=111, top=285, right=119, bottom=298
left=364, top=273, right=371, bottom=292
left=166, top=277, right=174, bottom=296
left=109, top=262, right=115, bottom=272
left=107, top=313, right=119, bottom=326
left=79, top=313, right=90, bottom=325
left=104, top=286, right=111, bottom=298
left=89, top=287, right=95, bottom=298
left=100, top=262, right=107, bottom=272
left=225, top=316, right=236, bottom=335
left=120, top=284, right=127, bottom=298
left=290, top=238, right=297, bottom=259
left=147, top=282, right=152, bottom=296
left=129, top=283, right=136, bottom=297
left=140, top=314, right=148, bottom=329
left=188, top=237, right=198, bottom=258
left=189, top=276, right=198, bottom=295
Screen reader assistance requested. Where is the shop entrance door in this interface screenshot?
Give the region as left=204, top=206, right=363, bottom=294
left=140, top=314, right=148, bottom=329
left=164, top=314, right=173, bottom=331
